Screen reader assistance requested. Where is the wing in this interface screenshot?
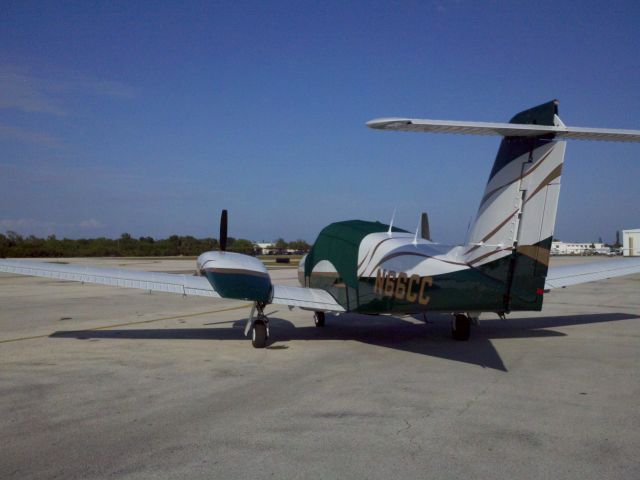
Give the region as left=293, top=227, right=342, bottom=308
left=0, top=258, right=346, bottom=312
left=271, top=284, right=346, bottom=312
left=0, top=259, right=219, bottom=297
left=366, top=118, right=640, bottom=142
left=545, top=258, right=640, bottom=289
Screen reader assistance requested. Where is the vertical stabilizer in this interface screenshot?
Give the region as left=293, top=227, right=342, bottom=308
left=464, top=100, right=566, bottom=310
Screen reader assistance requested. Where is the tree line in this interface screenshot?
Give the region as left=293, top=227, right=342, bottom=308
left=0, top=231, right=310, bottom=258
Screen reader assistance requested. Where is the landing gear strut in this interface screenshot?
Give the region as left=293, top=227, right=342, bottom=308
left=451, top=313, right=471, bottom=341
left=314, top=311, right=325, bottom=327
left=248, top=301, right=269, bottom=348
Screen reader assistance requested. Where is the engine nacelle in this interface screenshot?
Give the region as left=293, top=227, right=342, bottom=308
left=197, top=251, right=272, bottom=302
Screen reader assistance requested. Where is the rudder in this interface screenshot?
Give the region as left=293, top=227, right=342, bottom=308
left=464, top=100, right=566, bottom=311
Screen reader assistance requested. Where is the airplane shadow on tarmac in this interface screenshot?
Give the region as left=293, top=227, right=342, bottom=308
left=50, top=312, right=639, bottom=372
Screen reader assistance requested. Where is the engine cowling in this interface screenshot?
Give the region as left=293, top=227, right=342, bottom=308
left=197, top=251, right=272, bottom=302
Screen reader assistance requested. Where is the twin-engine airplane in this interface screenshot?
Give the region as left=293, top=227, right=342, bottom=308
left=2, top=100, right=640, bottom=348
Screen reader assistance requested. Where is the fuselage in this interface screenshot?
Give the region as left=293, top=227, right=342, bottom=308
left=300, top=221, right=545, bottom=315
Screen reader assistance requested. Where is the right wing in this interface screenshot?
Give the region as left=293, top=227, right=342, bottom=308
left=545, top=258, right=640, bottom=289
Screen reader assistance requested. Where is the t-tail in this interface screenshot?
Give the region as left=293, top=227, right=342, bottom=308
left=367, top=99, right=640, bottom=312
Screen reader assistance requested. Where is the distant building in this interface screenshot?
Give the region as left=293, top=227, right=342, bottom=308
left=622, top=229, right=640, bottom=257
left=255, top=243, right=278, bottom=255
left=551, top=241, right=607, bottom=255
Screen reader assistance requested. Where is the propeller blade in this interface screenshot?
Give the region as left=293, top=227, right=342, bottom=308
left=421, top=212, right=431, bottom=241
left=220, top=209, right=228, bottom=251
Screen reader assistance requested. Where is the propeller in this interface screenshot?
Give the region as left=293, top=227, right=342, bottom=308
left=421, top=212, right=431, bottom=241
left=219, top=209, right=228, bottom=251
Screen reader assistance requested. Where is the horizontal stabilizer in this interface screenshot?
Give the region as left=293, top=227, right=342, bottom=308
left=545, top=258, right=640, bottom=289
left=367, top=118, right=640, bottom=142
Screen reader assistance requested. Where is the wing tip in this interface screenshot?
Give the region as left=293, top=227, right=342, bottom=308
left=366, top=118, right=411, bottom=130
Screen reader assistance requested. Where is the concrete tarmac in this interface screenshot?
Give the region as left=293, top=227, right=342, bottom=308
left=1, top=257, right=639, bottom=479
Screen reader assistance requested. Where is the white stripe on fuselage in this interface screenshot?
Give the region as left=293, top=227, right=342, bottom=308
left=357, top=232, right=470, bottom=278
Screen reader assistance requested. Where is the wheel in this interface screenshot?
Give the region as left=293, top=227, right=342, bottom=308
left=314, top=311, right=325, bottom=327
left=252, top=320, right=267, bottom=348
left=451, top=314, right=470, bottom=341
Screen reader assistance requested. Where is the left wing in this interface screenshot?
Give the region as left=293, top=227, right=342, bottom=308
left=0, top=259, right=346, bottom=312
left=0, top=259, right=219, bottom=297
left=545, top=258, right=640, bottom=289
left=271, top=284, right=345, bottom=312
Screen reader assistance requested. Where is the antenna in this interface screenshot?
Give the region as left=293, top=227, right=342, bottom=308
left=412, top=215, right=421, bottom=245
left=387, top=208, right=397, bottom=236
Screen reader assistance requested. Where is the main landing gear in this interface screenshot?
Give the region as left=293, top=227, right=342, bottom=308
left=252, top=318, right=268, bottom=348
left=246, top=301, right=269, bottom=349
left=314, top=311, right=325, bottom=327
left=451, top=313, right=471, bottom=341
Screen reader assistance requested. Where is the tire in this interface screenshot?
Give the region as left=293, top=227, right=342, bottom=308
left=314, top=311, right=325, bottom=327
left=252, top=320, right=267, bottom=348
left=451, top=314, right=470, bottom=341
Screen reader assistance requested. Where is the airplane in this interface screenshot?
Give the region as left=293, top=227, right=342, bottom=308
left=2, top=100, right=640, bottom=348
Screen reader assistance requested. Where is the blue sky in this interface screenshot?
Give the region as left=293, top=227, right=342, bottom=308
left=1, top=0, right=639, bottom=244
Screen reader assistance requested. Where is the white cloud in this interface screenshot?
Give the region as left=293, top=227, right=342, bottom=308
left=0, top=64, right=136, bottom=116
left=0, top=65, right=67, bottom=115
left=78, top=218, right=105, bottom=229
left=0, top=218, right=54, bottom=232
left=83, top=79, right=136, bottom=99
left=0, top=218, right=105, bottom=235
left=0, top=122, right=61, bottom=147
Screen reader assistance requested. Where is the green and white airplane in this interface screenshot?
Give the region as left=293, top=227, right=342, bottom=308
left=2, top=100, right=640, bottom=348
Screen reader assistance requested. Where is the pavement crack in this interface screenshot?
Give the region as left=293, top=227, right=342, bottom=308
left=458, top=387, right=488, bottom=416
left=396, top=418, right=412, bottom=435
left=396, top=417, right=425, bottom=459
